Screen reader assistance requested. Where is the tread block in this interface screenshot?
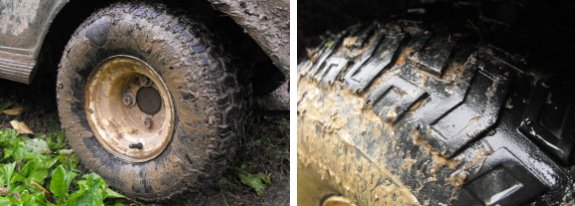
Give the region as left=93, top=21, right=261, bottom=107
left=408, top=57, right=477, bottom=124
left=519, top=81, right=575, bottom=164
left=409, top=34, right=457, bottom=76
left=312, top=24, right=380, bottom=84
left=349, top=23, right=378, bottom=48
left=314, top=57, right=349, bottom=84
left=454, top=148, right=548, bottom=206
left=367, top=76, right=427, bottom=123
left=430, top=69, right=509, bottom=157
left=410, top=56, right=510, bottom=157
left=304, top=30, right=350, bottom=77
left=344, top=28, right=405, bottom=92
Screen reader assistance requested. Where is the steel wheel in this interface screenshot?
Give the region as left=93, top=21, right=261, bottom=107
left=84, top=55, right=175, bottom=162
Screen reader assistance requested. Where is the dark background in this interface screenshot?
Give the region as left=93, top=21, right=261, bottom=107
left=298, top=0, right=575, bottom=74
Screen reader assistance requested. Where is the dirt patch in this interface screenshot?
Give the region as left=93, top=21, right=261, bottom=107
left=178, top=111, right=290, bottom=206
left=0, top=76, right=59, bottom=133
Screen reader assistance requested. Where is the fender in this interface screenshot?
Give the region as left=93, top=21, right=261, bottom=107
left=0, top=0, right=289, bottom=84
left=0, top=0, right=67, bottom=83
left=207, top=0, right=289, bottom=77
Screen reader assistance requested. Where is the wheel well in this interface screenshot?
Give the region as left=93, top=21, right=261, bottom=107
left=37, top=0, right=284, bottom=96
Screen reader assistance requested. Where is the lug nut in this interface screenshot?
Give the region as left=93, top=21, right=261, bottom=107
left=123, top=93, right=135, bottom=107
left=137, top=75, right=151, bottom=87
left=144, top=117, right=153, bottom=129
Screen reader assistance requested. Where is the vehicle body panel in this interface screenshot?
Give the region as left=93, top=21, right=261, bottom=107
left=207, top=0, right=290, bottom=77
left=0, top=0, right=67, bottom=83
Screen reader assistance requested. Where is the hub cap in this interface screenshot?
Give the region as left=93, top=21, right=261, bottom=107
left=84, top=55, right=175, bottom=162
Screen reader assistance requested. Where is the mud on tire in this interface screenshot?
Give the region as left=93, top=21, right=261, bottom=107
left=298, top=22, right=574, bottom=205
left=57, top=2, right=246, bottom=202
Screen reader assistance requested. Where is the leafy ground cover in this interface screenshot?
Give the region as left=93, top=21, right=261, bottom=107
left=0, top=129, right=131, bottom=205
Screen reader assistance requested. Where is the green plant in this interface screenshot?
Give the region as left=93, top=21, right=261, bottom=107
left=0, top=129, right=130, bottom=205
left=233, top=166, right=270, bottom=196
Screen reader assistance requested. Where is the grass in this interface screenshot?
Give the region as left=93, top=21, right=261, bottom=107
left=0, top=128, right=134, bottom=206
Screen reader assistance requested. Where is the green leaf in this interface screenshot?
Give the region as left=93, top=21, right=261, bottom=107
left=10, top=185, right=27, bottom=194
left=0, top=101, right=15, bottom=111
left=325, top=40, right=336, bottom=49
left=0, top=197, right=11, bottom=205
left=0, top=162, right=16, bottom=188
left=10, top=173, right=26, bottom=188
left=46, top=132, right=67, bottom=151
left=49, top=165, right=78, bottom=200
left=104, top=188, right=126, bottom=199
left=234, top=167, right=270, bottom=196
left=21, top=190, right=45, bottom=206
left=7, top=138, right=37, bottom=160
left=0, top=196, right=20, bottom=206
left=65, top=173, right=106, bottom=206
left=55, top=150, right=79, bottom=169
left=21, top=157, right=57, bottom=185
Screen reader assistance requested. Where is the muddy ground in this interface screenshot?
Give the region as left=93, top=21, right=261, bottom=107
left=0, top=74, right=289, bottom=206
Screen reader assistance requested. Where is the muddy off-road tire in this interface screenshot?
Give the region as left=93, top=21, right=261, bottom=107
left=298, top=22, right=575, bottom=205
left=56, top=2, right=246, bottom=202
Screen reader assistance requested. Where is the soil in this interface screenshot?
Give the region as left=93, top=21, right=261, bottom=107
left=0, top=73, right=289, bottom=205
left=177, top=110, right=290, bottom=206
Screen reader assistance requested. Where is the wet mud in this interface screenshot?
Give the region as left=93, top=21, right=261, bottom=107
left=297, top=77, right=419, bottom=205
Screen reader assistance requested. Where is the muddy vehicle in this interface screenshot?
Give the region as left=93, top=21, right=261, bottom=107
left=298, top=0, right=574, bottom=205
left=0, top=0, right=288, bottom=202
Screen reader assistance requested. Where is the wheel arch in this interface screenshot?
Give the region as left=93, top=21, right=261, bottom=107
left=35, top=0, right=287, bottom=89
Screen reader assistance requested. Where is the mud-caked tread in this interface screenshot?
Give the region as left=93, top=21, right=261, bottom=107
left=298, top=22, right=574, bottom=205
left=57, top=2, right=247, bottom=202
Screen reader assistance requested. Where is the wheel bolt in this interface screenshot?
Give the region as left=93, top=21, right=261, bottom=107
left=137, top=75, right=151, bottom=87
left=144, top=117, right=153, bottom=129
left=123, top=93, right=135, bottom=107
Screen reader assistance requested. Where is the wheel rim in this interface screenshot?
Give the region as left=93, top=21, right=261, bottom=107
left=84, top=55, right=175, bottom=162
left=321, top=195, right=356, bottom=206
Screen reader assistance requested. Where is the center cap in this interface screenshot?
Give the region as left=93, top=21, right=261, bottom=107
left=137, top=87, right=162, bottom=115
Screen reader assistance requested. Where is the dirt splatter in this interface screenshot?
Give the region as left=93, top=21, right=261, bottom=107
left=298, top=77, right=419, bottom=206
left=411, top=129, right=460, bottom=170
left=0, top=0, right=40, bottom=35
left=395, top=47, right=413, bottom=66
